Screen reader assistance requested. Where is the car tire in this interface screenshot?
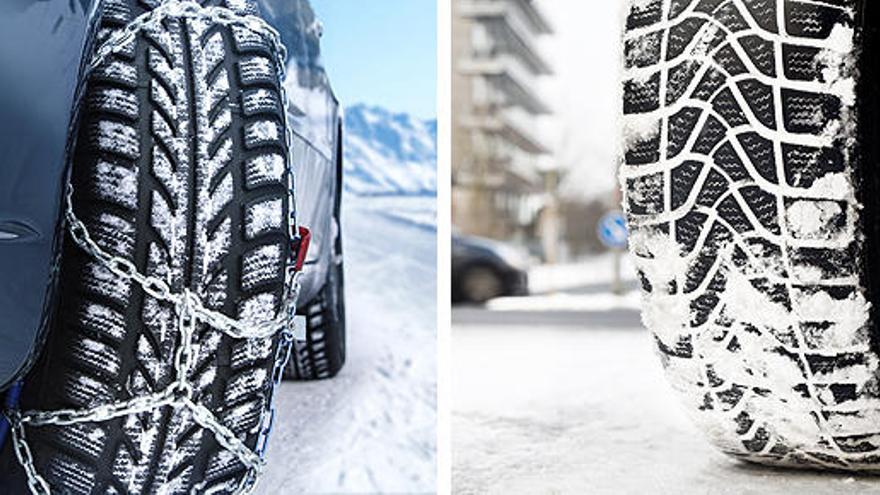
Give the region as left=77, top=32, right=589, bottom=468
left=622, top=1, right=880, bottom=470
left=460, top=265, right=503, bottom=304
left=8, top=0, right=294, bottom=492
left=284, top=256, right=346, bottom=381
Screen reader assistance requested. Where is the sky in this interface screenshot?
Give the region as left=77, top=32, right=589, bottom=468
left=311, top=0, right=437, bottom=120
left=538, top=0, right=625, bottom=202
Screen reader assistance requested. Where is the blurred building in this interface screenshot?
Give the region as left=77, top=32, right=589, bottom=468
left=452, top=0, right=554, bottom=252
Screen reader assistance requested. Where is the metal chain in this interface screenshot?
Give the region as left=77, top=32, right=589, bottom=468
left=6, top=2, right=301, bottom=494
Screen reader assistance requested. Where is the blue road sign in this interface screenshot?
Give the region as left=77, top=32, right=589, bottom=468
left=597, top=211, right=628, bottom=249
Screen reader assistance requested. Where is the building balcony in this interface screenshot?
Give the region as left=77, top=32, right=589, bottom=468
left=458, top=55, right=551, bottom=115
left=459, top=0, right=552, bottom=35
left=460, top=107, right=549, bottom=155
left=453, top=163, right=541, bottom=193
left=459, top=0, right=553, bottom=76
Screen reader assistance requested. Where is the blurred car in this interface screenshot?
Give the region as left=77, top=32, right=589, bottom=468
left=452, top=233, right=529, bottom=304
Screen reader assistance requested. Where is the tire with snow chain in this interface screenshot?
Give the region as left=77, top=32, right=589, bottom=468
left=5, top=0, right=294, bottom=492
left=622, top=0, right=880, bottom=470
left=284, top=238, right=345, bottom=381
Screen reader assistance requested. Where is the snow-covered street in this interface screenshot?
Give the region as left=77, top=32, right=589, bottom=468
left=257, top=194, right=436, bottom=494
left=452, top=287, right=880, bottom=494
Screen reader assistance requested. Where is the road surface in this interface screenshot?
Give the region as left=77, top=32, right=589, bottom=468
left=452, top=296, right=880, bottom=494
left=257, top=195, right=436, bottom=494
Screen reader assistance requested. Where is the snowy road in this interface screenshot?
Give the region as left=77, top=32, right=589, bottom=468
left=257, top=195, right=436, bottom=494
left=452, top=302, right=880, bottom=494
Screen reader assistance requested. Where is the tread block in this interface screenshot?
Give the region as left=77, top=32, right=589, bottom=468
left=238, top=55, right=276, bottom=86
left=243, top=119, right=282, bottom=149
left=244, top=152, right=285, bottom=189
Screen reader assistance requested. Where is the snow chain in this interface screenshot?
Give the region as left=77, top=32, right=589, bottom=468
left=6, top=2, right=302, bottom=494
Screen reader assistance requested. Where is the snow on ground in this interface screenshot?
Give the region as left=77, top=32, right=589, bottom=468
left=452, top=303, right=880, bottom=494
left=357, top=194, right=437, bottom=231
left=527, top=253, right=636, bottom=294
left=487, top=291, right=641, bottom=312
left=257, top=194, right=436, bottom=494
left=484, top=254, right=639, bottom=313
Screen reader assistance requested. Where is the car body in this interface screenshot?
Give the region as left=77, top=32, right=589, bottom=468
left=261, top=0, right=343, bottom=307
left=0, top=0, right=96, bottom=391
left=0, top=0, right=342, bottom=389
left=452, top=233, right=529, bottom=304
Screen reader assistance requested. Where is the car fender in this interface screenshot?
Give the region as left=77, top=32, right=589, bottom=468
left=0, top=0, right=97, bottom=390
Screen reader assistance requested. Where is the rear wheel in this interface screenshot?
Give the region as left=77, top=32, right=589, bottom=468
left=8, top=1, right=294, bottom=492
left=460, top=265, right=503, bottom=304
left=622, top=0, right=880, bottom=470
left=284, top=258, right=346, bottom=380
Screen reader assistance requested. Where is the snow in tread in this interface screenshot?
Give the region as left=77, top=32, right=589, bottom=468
left=622, top=0, right=880, bottom=470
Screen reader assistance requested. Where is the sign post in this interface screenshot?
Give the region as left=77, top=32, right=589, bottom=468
left=597, top=211, right=629, bottom=296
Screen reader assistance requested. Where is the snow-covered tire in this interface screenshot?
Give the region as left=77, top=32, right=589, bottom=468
left=284, top=259, right=346, bottom=381
left=621, top=0, right=880, bottom=470
left=9, top=0, right=293, bottom=492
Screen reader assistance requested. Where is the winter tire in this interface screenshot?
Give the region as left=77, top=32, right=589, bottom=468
left=621, top=0, right=880, bottom=470
left=284, top=259, right=345, bottom=381
left=6, top=0, right=293, bottom=492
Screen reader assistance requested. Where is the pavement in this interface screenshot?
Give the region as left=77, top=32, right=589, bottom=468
left=452, top=287, right=880, bottom=494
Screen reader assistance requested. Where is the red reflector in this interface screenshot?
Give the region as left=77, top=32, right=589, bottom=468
left=294, top=226, right=311, bottom=272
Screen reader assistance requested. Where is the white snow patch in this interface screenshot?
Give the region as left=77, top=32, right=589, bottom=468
left=488, top=291, right=641, bottom=312
left=83, top=303, right=124, bottom=340
left=629, top=229, right=687, bottom=290
left=94, top=160, right=137, bottom=209
left=628, top=173, right=663, bottom=213
left=95, top=120, right=138, bottom=158
left=722, top=267, right=793, bottom=332
left=245, top=153, right=285, bottom=187
left=243, top=89, right=277, bottom=111
left=239, top=293, right=276, bottom=324
left=805, top=172, right=851, bottom=200
left=793, top=288, right=869, bottom=328
left=246, top=198, right=283, bottom=239
left=817, top=23, right=857, bottom=104
left=246, top=120, right=279, bottom=144
left=786, top=200, right=842, bottom=239
left=527, top=253, right=637, bottom=294
left=621, top=114, right=659, bottom=152
left=86, top=427, right=105, bottom=444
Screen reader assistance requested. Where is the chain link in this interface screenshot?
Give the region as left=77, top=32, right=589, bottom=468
left=7, top=2, right=302, bottom=493
left=8, top=411, right=51, bottom=495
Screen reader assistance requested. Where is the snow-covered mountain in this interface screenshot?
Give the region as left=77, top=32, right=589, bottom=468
left=343, top=104, right=437, bottom=196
